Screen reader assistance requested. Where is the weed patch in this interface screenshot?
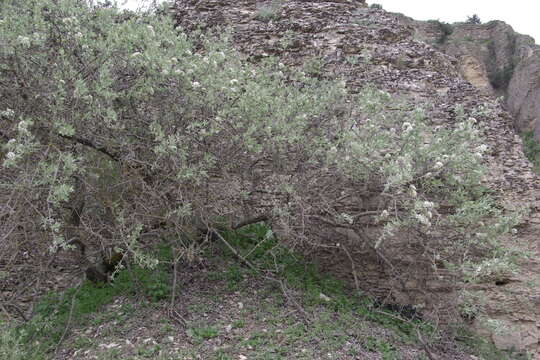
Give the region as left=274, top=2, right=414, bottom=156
left=15, top=243, right=173, bottom=354
left=521, top=131, right=540, bottom=173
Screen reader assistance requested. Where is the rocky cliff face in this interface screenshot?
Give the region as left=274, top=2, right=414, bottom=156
left=404, top=17, right=540, bottom=142
left=172, top=1, right=540, bottom=356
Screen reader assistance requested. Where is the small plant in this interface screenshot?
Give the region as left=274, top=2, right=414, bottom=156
left=256, top=0, right=282, bottom=22
left=489, top=63, right=515, bottom=90
left=0, top=321, right=47, bottom=360
left=370, top=3, right=383, bottom=10
left=279, top=29, right=296, bottom=49
left=137, top=344, right=161, bottom=358
left=303, top=57, right=325, bottom=76
left=225, top=264, right=243, bottom=290
left=187, top=325, right=219, bottom=341
left=346, top=55, right=360, bottom=65
left=428, top=20, right=453, bottom=44
left=363, top=336, right=397, bottom=359
left=521, top=131, right=540, bottom=174
left=466, top=14, right=482, bottom=24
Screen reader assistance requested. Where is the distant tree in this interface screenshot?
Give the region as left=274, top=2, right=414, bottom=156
left=428, top=20, right=454, bottom=44
left=466, top=14, right=481, bottom=24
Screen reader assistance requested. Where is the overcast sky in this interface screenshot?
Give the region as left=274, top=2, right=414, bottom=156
left=370, top=1, right=539, bottom=43
left=117, top=0, right=539, bottom=44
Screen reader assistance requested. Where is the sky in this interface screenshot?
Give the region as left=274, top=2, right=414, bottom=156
left=366, top=0, right=539, bottom=44
left=116, top=0, right=539, bottom=44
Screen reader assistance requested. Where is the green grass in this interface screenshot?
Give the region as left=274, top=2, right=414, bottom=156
left=3, top=223, right=505, bottom=359
left=219, top=224, right=434, bottom=348
left=364, top=336, right=398, bottom=359
left=10, top=243, right=174, bottom=355
left=521, top=131, right=540, bottom=174
left=187, top=325, right=219, bottom=342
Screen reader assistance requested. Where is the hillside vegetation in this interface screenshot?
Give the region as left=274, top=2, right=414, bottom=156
left=0, top=0, right=529, bottom=359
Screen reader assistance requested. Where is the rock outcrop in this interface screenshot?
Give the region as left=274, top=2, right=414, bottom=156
left=172, top=1, right=540, bottom=356
left=403, top=17, right=540, bottom=141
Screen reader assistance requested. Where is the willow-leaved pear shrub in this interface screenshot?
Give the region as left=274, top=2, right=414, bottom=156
left=0, top=0, right=520, bottom=297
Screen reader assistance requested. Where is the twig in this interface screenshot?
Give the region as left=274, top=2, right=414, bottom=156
left=57, top=133, right=119, bottom=161
left=169, top=256, right=179, bottom=310
left=267, top=252, right=311, bottom=324
left=232, top=214, right=269, bottom=230
left=340, top=244, right=360, bottom=292
left=416, top=328, right=438, bottom=360
left=167, top=251, right=186, bottom=326
left=1, top=301, right=28, bottom=322
left=0, top=303, right=12, bottom=321
left=243, top=234, right=270, bottom=260
left=372, top=309, right=410, bottom=323
left=55, top=282, right=83, bottom=356
left=215, top=229, right=310, bottom=324
left=212, top=229, right=257, bottom=271
left=267, top=276, right=311, bottom=324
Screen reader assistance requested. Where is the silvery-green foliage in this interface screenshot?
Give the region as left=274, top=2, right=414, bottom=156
left=0, top=0, right=345, bottom=258
left=0, top=0, right=519, bottom=289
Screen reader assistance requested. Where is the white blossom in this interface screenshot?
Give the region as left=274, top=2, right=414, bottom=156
left=433, top=161, right=444, bottom=170
left=341, top=213, right=354, bottom=224
left=17, top=121, right=29, bottom=133
left=0, top=108, right=14, bottom=117
left=415, top=213, right=431, bottom=226
left=17, top=36, right=31, bottom=47
left=408, top=184, right=417, bottom=198
left=402, top=122, right=413, bottom=133
left=476, top=144, right=488, bottom=153
left=192, top=81, right=201, bottom=88
left=6, top=152, right=16, bottom=160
